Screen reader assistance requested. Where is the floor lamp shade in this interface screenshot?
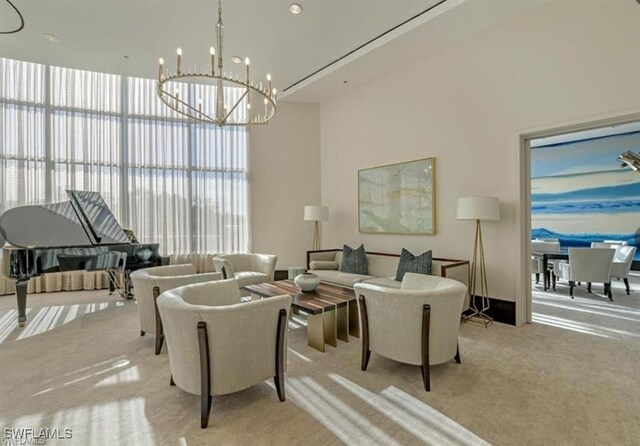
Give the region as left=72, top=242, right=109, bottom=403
left=304, top=206, right=329, bottom=222
left=456, top=197, right=500, bottom=221
left=304, top=205, right=329, bottom=251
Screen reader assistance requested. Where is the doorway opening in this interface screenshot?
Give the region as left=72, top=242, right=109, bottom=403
left=519, top=114, right=640, bottom=333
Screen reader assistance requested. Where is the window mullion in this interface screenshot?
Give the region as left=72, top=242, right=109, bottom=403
left=44, top=65, right=52, bottom=202
left=121, top=77, right=130, bottom=228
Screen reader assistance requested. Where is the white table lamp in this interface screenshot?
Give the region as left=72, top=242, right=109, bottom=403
left=456, top=196, right=500, bottom=326
left=304, top=205, right=329, bottom=250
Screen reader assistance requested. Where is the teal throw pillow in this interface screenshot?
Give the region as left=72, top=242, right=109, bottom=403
left=341, top=244, right=368, bottom=275
left=395, top=248, right=432, bottom=281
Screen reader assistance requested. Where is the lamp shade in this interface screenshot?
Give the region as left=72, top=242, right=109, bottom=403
left=304, top=205, right=329, bottom=222
left=456, top=197, right=500, bottom=221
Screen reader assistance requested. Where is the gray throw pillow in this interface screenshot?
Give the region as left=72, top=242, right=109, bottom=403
left=395, top=248, right=432, bottom=281
left=341, top=244, right=368, bottom=275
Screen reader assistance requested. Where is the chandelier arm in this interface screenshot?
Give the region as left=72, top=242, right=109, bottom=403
left=221, top=89, right=249, bottom=125
left=157, top=86, right=217, bottom=122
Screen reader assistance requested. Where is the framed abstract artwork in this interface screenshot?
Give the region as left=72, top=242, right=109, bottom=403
left=358, top=157, right=436, bottom=235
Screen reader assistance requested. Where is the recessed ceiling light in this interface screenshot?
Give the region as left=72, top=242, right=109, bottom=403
left=289, top=3, right=303, bottom=15
left=43, top=33, right=60, bottom=43
left=231, top=56, right=243, bottom=64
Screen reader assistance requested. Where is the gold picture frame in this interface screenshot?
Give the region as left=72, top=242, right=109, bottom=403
left=358, top=157, right=436, bottom=235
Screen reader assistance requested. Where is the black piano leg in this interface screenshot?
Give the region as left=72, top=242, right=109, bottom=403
left=15, top=280, right=28, bottom=327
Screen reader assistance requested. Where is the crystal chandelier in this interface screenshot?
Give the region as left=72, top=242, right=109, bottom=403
left=157, top=0, right=277, bottom=126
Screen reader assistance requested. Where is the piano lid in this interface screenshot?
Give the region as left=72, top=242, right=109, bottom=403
left=0, top=191, right=129, bottom=249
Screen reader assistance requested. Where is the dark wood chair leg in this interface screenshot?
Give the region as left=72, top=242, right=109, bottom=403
left=198, top=321, right=212, bottom=429
left=421, top=304, right=431, bottom=392
left=153, top=286, right=164, bottom=355
left=454, top=341, right=461, bottom=364
left=358, top=295, right=371, bottom=371
left=170, top=375, right=175, bottom=386
left=140, top=330, right=145, bottom=336
left=624, top=278, right=630, bottom=295
left=569, top=281, right=575, bottom=299
left=274, top=308, right=287, bottom=402
left=605, top=283, right=613, bottom=301
left=587, top=282, right=592, bottom=293
left=535, top=273, right=540, bottom=284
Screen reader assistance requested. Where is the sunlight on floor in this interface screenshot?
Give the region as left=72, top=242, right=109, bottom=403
left=2, top=398, right=154, bottom=445
left=95, top=366, right=140, bottom=387
left=0, top=302, right=117, bottom=345
left=286, top=376, right=400, bottom=445
left=329, top=374, right=490, bottom=446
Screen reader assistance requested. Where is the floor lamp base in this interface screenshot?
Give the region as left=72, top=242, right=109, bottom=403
left=464, top=298, right=494, bottom=327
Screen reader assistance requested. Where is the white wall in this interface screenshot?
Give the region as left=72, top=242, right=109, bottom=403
left=249, top=102, right=321, bottom=270
left=320, top=0, right=640, bottom=308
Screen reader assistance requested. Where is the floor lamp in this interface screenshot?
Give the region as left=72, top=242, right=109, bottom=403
left=456, top=196, right=500, bottom=327
left=304, top=205, right=329, bottom=251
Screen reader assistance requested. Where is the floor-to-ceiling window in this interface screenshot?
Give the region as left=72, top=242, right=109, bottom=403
left=0, top=57, right=249, bottom=255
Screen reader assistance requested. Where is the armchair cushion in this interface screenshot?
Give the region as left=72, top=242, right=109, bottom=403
left=395, top=248, right=432, bottom=281
left=234, top=271, right=271, bottom=288
left=341, top=244, right=368, bottom=275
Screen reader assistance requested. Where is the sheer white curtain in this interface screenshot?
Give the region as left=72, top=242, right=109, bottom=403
left=0, top=57, right=250, bottom=293
left=0, top=59, right=46, bottom=215
left=50, top=66, right=123, bottom=217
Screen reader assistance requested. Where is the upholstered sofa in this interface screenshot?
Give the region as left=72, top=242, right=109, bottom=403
left=307, top=249, right=470, bottom=309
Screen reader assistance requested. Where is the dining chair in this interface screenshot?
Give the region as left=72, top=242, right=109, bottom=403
left=611, top=246, right=637, bottom=295
left=532, top=241, right=561, bottom=288
left=556, top=248, right=615, bottom=301
left=603, top=240, right=628, bottom=246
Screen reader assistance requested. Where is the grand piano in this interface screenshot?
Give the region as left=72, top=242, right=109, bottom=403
left=0, top=190, right=163, bottom=327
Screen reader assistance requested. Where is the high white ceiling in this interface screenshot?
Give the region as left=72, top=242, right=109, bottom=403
left=0, top=0, right=550, bottom=103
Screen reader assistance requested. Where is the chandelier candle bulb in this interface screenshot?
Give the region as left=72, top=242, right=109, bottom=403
left=210, top=46, right=215, bottom=74
left=176, top=48, right=182, bottom=74
left=267, top=73, right=272, bottom=92
left=158, top=58, right=164, bottom=80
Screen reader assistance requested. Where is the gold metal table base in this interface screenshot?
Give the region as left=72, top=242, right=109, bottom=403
left=304, top=299, right=358, bottom=352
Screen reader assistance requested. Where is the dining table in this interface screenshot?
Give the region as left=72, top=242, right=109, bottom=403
left=532, top=248, right=569, bottom=291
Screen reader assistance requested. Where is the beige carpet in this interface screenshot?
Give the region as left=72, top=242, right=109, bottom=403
left=0, top=278, right=639, bottom=446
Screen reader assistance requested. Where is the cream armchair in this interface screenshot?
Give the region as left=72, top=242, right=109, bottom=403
left=157, top=279, right=292, bottom=428
left=353, top=273, right=467, bottom=391
left=130, top=264, right=222, bottom=354
left=213, top=254, right=277, bottom=290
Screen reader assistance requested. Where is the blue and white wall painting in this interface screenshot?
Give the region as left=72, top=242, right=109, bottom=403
left=531, top=129, right=640, bottom=259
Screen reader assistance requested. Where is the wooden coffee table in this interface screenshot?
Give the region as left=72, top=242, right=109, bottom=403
left=242, top=280, right=359, bottom=352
